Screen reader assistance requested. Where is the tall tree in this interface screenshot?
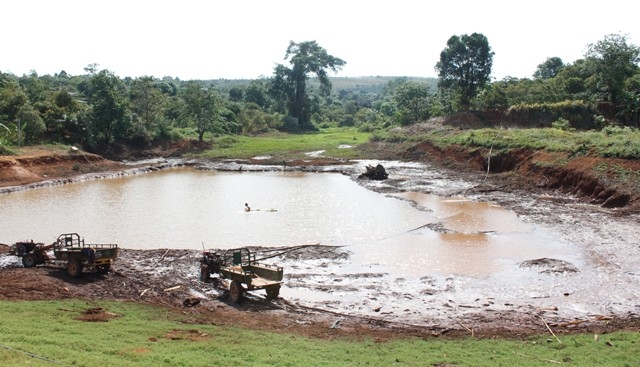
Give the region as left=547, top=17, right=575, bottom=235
left=271, top=41, right=345, bottom=129
left=585, top=33, right=640, bottom=112
left=435, top=33, right=494, bottom=111
left=84, top=70, right=129, bottom=146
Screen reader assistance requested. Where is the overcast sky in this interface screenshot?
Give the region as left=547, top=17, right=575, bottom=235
left=2, top=0, right=638, bottom=81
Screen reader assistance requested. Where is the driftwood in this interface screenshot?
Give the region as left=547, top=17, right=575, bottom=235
left=358, top=164, right=388, bottom=180
left=540, top=316, right=562, bottom=343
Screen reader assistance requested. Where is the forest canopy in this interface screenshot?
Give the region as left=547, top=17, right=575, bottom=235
left=1, top=34, right=638, bottom=153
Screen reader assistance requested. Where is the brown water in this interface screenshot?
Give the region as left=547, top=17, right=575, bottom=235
left=0, top=167, right=572, bottom=278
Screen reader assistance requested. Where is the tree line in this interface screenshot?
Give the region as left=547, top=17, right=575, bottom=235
left=1, top=34, right=638, bottom=153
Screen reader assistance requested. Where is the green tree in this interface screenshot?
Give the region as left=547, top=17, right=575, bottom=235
left=435, top=33, right=494, bottom=111
left=129, top=76, right=168, bottom=144
left=228, top=86, right=244, bottom=102
left=19, top=71, right=46, bottom=103
left=84, top=70, right=129, bottom=146
left=533, top=57, right=564, bottom=80
left=621, top=72, right=640, bottom=126
left=244, top=80, right=270, bottom=109
left=392, top=82, right=432, bottom=125
left=41, top=89, right=89, bottom=145
left=0, top=80, right=28, bottom=126
left=16, top=104, right=46, bottom=144
left=585, top=33, right=640, bottom=114
left=271, top=40, right=346, bottom=129
left=182, top=82, right=223, bottom=142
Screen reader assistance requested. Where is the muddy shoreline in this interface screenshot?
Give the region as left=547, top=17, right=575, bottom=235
left=1, top=150, right=640, bottom=339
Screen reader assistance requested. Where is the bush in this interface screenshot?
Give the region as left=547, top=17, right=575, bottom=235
left=358, top=123, right=377, bottom=133
left=552, top=118, right=572, bottom=131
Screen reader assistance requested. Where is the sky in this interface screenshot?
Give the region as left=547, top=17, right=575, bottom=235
left=2, top=0, right=638, bottom=81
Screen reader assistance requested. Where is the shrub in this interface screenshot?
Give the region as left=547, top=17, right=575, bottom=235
left=552, top=118, right=572, bottom=131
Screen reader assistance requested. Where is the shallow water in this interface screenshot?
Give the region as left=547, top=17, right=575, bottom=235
left=0, top=167, right=574, bottom=277
left=5, top=164, right=638, bottom=324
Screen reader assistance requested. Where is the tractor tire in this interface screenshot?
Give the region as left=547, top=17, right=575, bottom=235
left=229, top=280, right=244, bottom=303
left=96, top=264, right=110, bottom=274
left=16, top=244, right=27, bottom=256
left=67, top=259, right=83, bottom=278
left=265, top=285, right=280, bottom=300
left=22, top=254, right=36, bottom=268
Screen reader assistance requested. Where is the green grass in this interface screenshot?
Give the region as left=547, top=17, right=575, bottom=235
left=1, top=300, right=639, bottom=366
left=195, top=127, right=371, bottom=160
left=391, top=126, right=640, bottom=159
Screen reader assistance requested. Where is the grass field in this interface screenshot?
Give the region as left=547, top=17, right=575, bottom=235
left=1, top=300, right=638, bottom=367
left=196, top=127, right=371, bottom=160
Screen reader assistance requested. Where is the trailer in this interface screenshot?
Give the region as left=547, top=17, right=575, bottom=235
left=9, top=233, right=118, bottom=277
left=200, top=247, right=283, bottom=303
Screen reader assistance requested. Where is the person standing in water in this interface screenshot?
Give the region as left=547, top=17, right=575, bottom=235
left=244, top=203, right=251, bottom=212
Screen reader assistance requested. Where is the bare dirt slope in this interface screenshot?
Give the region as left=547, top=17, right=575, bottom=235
left=0, top=146, right=130, bottom=188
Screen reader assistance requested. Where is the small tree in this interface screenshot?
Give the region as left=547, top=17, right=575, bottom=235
left=435, top=33, right=494, bottom=111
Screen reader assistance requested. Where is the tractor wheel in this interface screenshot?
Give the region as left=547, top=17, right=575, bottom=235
left=96, top=264, right=111, bottom=274
left=16, top=244, right=27, bottom=256
left=229, top=280, right=244, bottom=303
left=265, top=285, right=280, bottom=300
left=67, top=259, right=82, bottom=278
left=22, top=254, right=36, bottom=268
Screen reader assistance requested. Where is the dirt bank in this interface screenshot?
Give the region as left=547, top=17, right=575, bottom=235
left=0, top=146, right=132, bottom=189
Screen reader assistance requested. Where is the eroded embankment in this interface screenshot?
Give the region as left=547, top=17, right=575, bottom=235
left=400, top=141, right=640, bottom=210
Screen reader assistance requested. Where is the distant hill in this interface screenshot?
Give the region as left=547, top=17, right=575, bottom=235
left=207, top=76, right=438, bottom=94
left=326, top=76, right=437, bottom=90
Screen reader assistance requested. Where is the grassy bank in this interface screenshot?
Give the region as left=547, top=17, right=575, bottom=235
left=195, top=127, right=371, bottom=160
left=378, top=125, right=640, bottom=159
left=1, top=300, right=638, bottom=367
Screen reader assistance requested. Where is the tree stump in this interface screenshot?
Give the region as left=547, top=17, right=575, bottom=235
left=358, top=164, right=388, bottom=180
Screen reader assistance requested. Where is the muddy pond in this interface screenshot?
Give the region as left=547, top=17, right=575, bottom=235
left=1, top=160, right=639, bottom=326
